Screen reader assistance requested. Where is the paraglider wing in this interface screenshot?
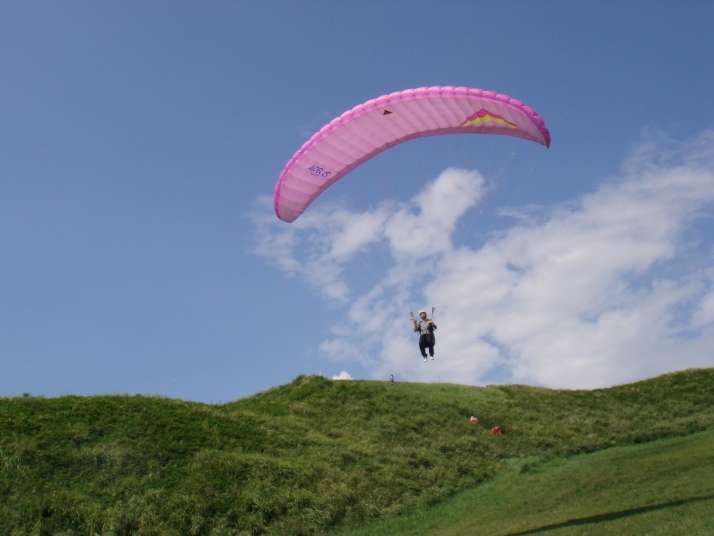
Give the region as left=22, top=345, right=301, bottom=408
left=274, top=86, right=550, bottom=223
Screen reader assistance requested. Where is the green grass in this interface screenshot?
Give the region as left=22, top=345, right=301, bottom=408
left=0, top=368, right=712, bottom=535
left=330, top=429, right=714, bottom=536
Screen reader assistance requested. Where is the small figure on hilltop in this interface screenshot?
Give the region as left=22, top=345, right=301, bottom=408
left=390, top=374, right=395, bottom=384
left=413, top=310, right=437, bottom=362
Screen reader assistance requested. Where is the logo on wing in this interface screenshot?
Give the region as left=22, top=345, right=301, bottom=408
left=461, top=109, right=517, bottom=128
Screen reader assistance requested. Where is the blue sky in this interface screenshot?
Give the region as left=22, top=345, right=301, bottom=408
left=1, top=2, right=713, bottom=402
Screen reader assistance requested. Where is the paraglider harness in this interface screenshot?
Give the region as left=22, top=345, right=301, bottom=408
left=411, top=307, right=437, bottom=346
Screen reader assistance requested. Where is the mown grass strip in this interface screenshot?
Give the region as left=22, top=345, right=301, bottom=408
left=331, top=429, right=714, bottom=536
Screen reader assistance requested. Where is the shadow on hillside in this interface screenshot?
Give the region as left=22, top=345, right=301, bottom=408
left=505, top=495, right=714, bottom=535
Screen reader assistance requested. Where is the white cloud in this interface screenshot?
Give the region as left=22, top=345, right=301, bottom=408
left=383, top=168, right=486, bottom=259
left=332, top=370, right=353, bottom=380
left=254, top=132, right=714, bottom=389
left=692, top=278, right=714, bottom=330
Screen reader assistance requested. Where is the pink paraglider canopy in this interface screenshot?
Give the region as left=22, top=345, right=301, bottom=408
left=274, top=86, right=550, bottom=223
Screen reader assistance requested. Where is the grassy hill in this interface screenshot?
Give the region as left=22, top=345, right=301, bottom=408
left=1, top=368, right=712, bottom=535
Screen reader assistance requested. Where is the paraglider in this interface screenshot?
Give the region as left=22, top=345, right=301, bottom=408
left=274, top=86, right=550, bottom=223
left=273, top=87, right=551, bottom=366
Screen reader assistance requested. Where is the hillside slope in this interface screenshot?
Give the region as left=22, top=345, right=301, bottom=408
left=1, top=368, right=712, bottom=535
left=332, top=430, right=714, bottom=536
